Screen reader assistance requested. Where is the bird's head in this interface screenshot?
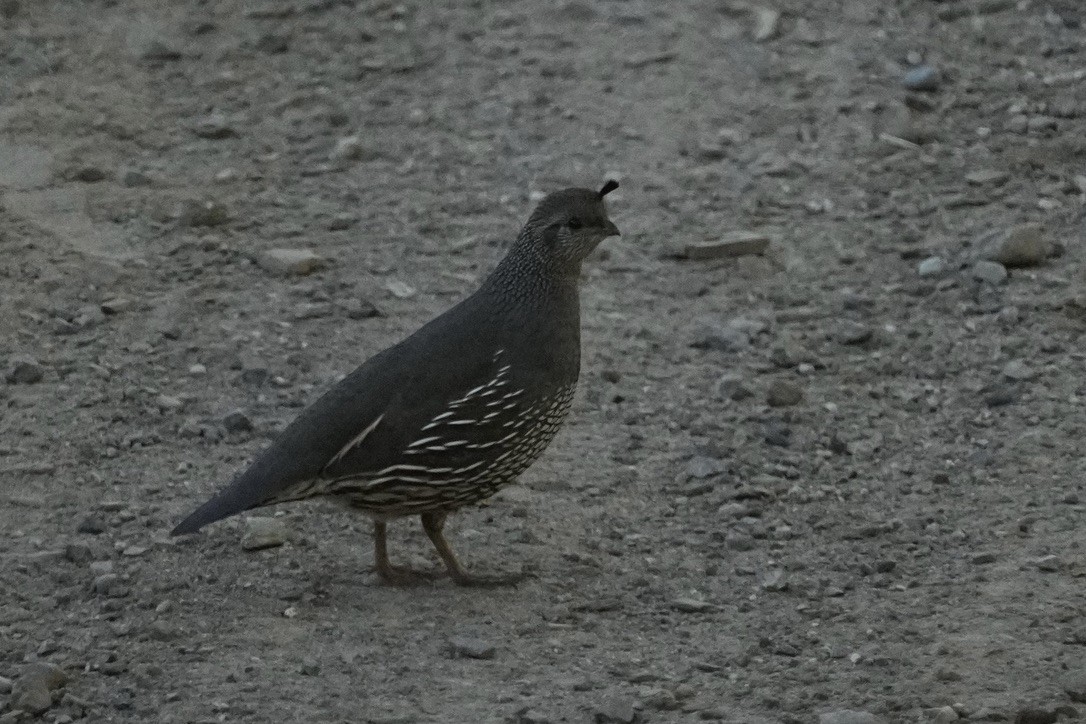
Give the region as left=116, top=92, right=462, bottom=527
left=518, top=180, right=621, bottom=270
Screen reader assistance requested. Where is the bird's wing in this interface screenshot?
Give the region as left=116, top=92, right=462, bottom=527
left=318, top=342, right=530, bottom=482
left=170, top=294, right=505, bottom=535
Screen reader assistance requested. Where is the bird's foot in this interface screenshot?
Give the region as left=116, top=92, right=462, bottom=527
left=375, top=564, right=444, bottom=586
left=447, top=567, right=530, bottom=588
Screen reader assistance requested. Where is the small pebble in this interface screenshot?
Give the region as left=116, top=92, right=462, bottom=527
left=752, top=7, right=781, bottom=42
left=1001, top=360, right=1035, bottom=381
left=593, top=696, right=638, bottom=724
left=683, top=231, right=770, bottom=260
left=1062, top=670, right=1086, bottom=703
left=100, top=297, right=132, bottom=315
left=903, top=65, right=941, bottom=92
left=984, top=384, right=1018, bottom=407
left=330, top=135, right=371, bottom=162
left=837, top=321, right=873, bottom=346
left=5, top=354, right=44, bottom=384
left=981, top=224, right=1049, bottom=268
left=447, top=636, right=496, bottom=660
left=193, top=113, right=237, bottom=139
left=257, top=248, right=328, bottom=276
left=385, top=279, right=417, bottom=299
left=1014, top=708, right=1057, bottom=724
left=917, top=256, right=948, bottom=278
left=930, top=706, right=959, bottom=723
left=686, top=455, right=725, bottom=480
left=716, top=374, right=755, bottom=401
left=672, top=598, right=715, bottom=613
left=766, top=380, right=803, bottom=407
left=222, top=409, right=254, bottom=433
left=972, top=260, right=1008, bottom=285
left=121, top=168, right=152, bottom=187
left=965, top=169, right=1009, bottom=186
left=77, top=514, right=106, bottom=535
left=176, top=200, right=229, bottom=228
left=819, top=710, right=883, bottom=724
left=241, top=517, right=291, bottom=551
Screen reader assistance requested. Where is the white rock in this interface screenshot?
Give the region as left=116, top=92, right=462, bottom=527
left=971, top=260, right=1007, bottom=285
left=917, top=256, right=948, bottom=277
left=257, top=248, right=328, bottom=276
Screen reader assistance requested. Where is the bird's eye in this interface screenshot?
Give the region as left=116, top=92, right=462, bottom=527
left=567, top=218, right=583, bottom=230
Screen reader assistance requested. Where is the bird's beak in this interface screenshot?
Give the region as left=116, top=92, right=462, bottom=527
left=603, top=220, right=620, bottom=238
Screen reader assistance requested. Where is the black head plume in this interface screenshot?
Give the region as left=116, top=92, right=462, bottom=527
left=598, top=179, right=619, bottom=198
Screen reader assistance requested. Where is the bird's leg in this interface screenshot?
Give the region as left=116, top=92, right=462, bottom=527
left=372, top=520, right=440, bottom=585
left=420, top=512, right=525, bottom=587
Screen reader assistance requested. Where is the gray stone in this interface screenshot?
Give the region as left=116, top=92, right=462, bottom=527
left=716, top=374, right=755, bottom=401
left=89, top=560, right=114, bottom=576
left=77, top=514, right=106, bottom=535
left=972, top=260, right=1007, bottom=285
left=345, top=298, right=381, bottom=320
left=684, top=231, right=771, bottom=260
left=594, top=696, right=638, bottom=723
left=1014, top=709, right=1057, bottom=724
left=447, top=636, right=496, bottom=660
left=176, top=199, right=229, bottom=227
left=1006, top=114, right=1029, bottom=134
left=931, top=706, right=958, bottom=722
left=818, top=711, right=882, bottom=724
left=385, top=279, right=417, bottom=299
left=766, top=380, right=803, bottom=407
left=0, top=674, right=11, bottom=694
left=100, top=297, right=132, bottom=315
left=66, top=165, right=108, bottom=183
left=120, top=168, right=152, bottom=187
left=257, top=248, right=328, bottom=276
left=837, top=321, right=873, bottom=346
left=965, top=169, right=1009, bottom=186
left=1001, top=360, right=1036, bottom=381
left=672, top=598, right=715, bottom=613
left=241, top=517, right=291, bottom=551
left=764, top=421, right=792, bottom=446
left=13, top=662, right=67, bottom=714
left=515, top=709, right=552, bottom=724
left=193, top=113, right=237, bottom=139
left=15, top=681, right=53, bottom=714
left=255, top=33, right=290, bottom=54
left=93, top=573, right=128, bottom=597
left=726, top=531, right=755, bottom=551
left=136, top=36, right=183, bottom=62
left=903, top=65, right=940, bottom=91
left=64, top=542, right=94, bottom=564
left=917, top=256, right=948, bottom=278
left=5, top=354, right=44, bottom=384
left=1062, top=670, right=1086, bottom=703
left=691, top=317, right=750, bottom=353
left=330, top=135, right=373, bottom=162
left=751, top=7, right=780, bottom=41
left=222, top=409, right=254, bottom=433
left=686, top=455, right=725, bottom=480
left=984, top=384, right=1018, bottom=407
left=981, top=224, right=1049, bottom=268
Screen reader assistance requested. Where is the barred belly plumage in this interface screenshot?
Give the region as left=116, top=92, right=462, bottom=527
left=331, top=384, right=575, bottom=516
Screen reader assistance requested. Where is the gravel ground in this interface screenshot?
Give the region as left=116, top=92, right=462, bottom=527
left=1, top=1, right=1085, bottom=722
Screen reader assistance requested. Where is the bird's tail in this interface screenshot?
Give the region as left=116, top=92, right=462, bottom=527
left=170, top=493, right=238, bottom=535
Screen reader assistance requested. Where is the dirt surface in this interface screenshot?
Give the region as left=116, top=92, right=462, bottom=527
left=2, top=1, right=1085, bottom=722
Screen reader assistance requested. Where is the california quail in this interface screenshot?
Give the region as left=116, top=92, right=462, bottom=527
left=172, top=180, right=622, bottom=586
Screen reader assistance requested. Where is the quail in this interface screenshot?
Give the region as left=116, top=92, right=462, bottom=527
left=172, top=180, right=622, bottom=586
